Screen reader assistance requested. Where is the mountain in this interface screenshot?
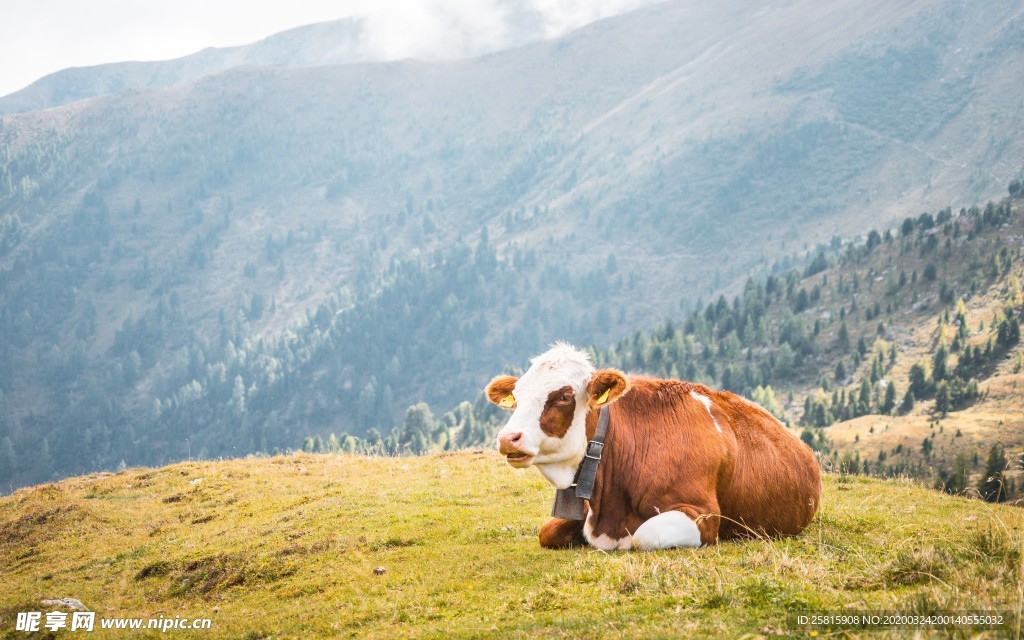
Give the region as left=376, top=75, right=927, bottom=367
left=0, top=18, right=369, bottom=115
left=2, top=0, right=1024, bottom=490
left=0, top=2, right=658, bottom=115
left=1, top=451, right=1021, bottom=638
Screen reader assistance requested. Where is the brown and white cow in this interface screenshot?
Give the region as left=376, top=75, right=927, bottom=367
left=486, top=343, right=821, bottom=550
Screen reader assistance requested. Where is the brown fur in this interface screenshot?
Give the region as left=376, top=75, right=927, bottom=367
left=539, top=386, right=575, bottom=437
left=542, top=376, right=820, bottom=548
left=538, top=516, right=588, bottom=548
left=586, top=369, right=631, bottom=407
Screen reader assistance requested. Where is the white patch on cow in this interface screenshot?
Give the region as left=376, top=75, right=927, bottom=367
left=583, top=511, right=632, bottom=551
left=536, top=462, right=580, bottom=489
left=494, top=343, right=595, bottom=489
left=632, top=511, right=702, bottom=549
left=689, top=390, right=722, bottom=433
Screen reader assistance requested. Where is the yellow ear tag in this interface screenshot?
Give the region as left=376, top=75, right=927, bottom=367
left=499, top=394, right=515, bottom=408
left=596, top=389, right=610, bottom=405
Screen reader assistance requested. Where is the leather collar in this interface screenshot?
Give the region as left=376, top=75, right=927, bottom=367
left=550, top=406, right=609, bottom=521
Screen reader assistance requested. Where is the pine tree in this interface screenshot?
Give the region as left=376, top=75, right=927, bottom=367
left=979, top=443, right=1008, bottom=502
left=401, top=403, right=434, bottom=451
left=908, top=362, right=931, bottom=398
left=997, top=313, right=1020, bottom=348
left=837, top=322, right=850, bottom=352
left=881, top=381, right=897, bottom=414
left=858, top=379, right=873, bottom=415
left=943, top=452, right=971, bottom=495
left=934, top=380, right=951, bottom=416
left=899, top=390, right=915, bottom=414
left=932, top=343, right=949, bottom=382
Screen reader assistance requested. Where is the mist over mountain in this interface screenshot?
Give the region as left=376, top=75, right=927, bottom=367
left=1, top=0, right=1022, bottom=490
left=0, top=0, right=661, bottom=115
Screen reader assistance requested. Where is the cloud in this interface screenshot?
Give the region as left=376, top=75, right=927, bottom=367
left=0, top=0, right=663, bottom=97
left=353, top=0, right=662, bottom=61
left=525, top=0, right=658, bottom=38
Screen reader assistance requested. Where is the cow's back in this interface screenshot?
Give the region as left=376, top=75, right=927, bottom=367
left=710, top=389, right=821, bottom=538
left=602, top=378, right=820, bottom=542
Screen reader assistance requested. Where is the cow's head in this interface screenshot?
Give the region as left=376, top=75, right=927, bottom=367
left=486, top=343, right=630, bottom=489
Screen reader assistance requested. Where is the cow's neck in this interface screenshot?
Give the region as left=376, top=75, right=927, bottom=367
left=535, top=405, right=599, bottom=490
left=581, top=407, right=621, bottom=538
left=537, top=461, right=579, bottom=489
left=548, top=407, right=610, bottom=520
left=584, top=408, right=599, bottom=440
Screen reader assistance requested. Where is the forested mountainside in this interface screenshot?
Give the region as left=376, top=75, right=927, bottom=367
left=2, top=0, right=1024, bottom=491
left=305, top=192, right=1024, bottom=502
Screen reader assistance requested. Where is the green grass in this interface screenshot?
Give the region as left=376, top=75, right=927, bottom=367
left=1, top=452, right=1022, bottom=638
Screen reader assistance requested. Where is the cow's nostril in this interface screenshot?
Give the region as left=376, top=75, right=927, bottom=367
left=498, top=431, right=525, bottom=453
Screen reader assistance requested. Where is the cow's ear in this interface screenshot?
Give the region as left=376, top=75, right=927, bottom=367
left=587, top=369, right=630, bottom=407
left=486, top=375, right=519, bottom=409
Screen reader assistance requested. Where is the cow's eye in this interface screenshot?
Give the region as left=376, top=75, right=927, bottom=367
left=557, top=392, right=574, bottom=404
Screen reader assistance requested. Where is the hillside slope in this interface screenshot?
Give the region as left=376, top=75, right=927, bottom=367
left=570, top=195, right=1024, bottom=501
left=2, top=0, right=1024, bottom=491
left=0, top=18, right=368, bottom=115
left=1, top=452, right=1021, bottom=638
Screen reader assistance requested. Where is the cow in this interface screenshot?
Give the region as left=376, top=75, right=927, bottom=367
left=485, top=342, right=821, bottom=550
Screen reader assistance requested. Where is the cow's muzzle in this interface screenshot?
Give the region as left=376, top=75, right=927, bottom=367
left=497, top=430, right=534, bottom=467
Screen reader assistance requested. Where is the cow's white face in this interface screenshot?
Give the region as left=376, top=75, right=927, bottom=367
left=486, top=343, right=629, bottom=489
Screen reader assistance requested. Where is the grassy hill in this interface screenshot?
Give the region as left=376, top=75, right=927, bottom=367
left=1, top=451, right=1021, bottom=638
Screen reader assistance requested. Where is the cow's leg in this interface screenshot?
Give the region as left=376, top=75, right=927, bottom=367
left=538, top=517, right=587, bottom=549
left=631, top=505, right=719, bottom=549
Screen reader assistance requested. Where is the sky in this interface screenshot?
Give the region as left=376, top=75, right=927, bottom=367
left=0, top=0, right=658, bottom=98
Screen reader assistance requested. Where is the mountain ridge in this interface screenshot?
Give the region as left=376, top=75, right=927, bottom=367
left=0, top=18, right=372, bottom=115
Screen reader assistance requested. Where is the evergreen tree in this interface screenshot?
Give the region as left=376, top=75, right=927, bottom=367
left=942, top=452, right=971, bottom=495
left=880, top=381, right=897, bottom=414
left=978, top=443, right=1008, bottom=502
left=934, top=380, right=951, bottom=416
left=899, top=390, right=915, bottom=414
left=932, top=343, right=948, bottom=382
left=834, top=359, right=847, bottom=382
left=837, top=322, right=850, bottom=352
left=857, top=378, right=873, bottom=415
left=908, top=362, right=931, bottom=398
left=997, top=313, right=1021, bottom=349
left=401, top=403, right=434, bottom=453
